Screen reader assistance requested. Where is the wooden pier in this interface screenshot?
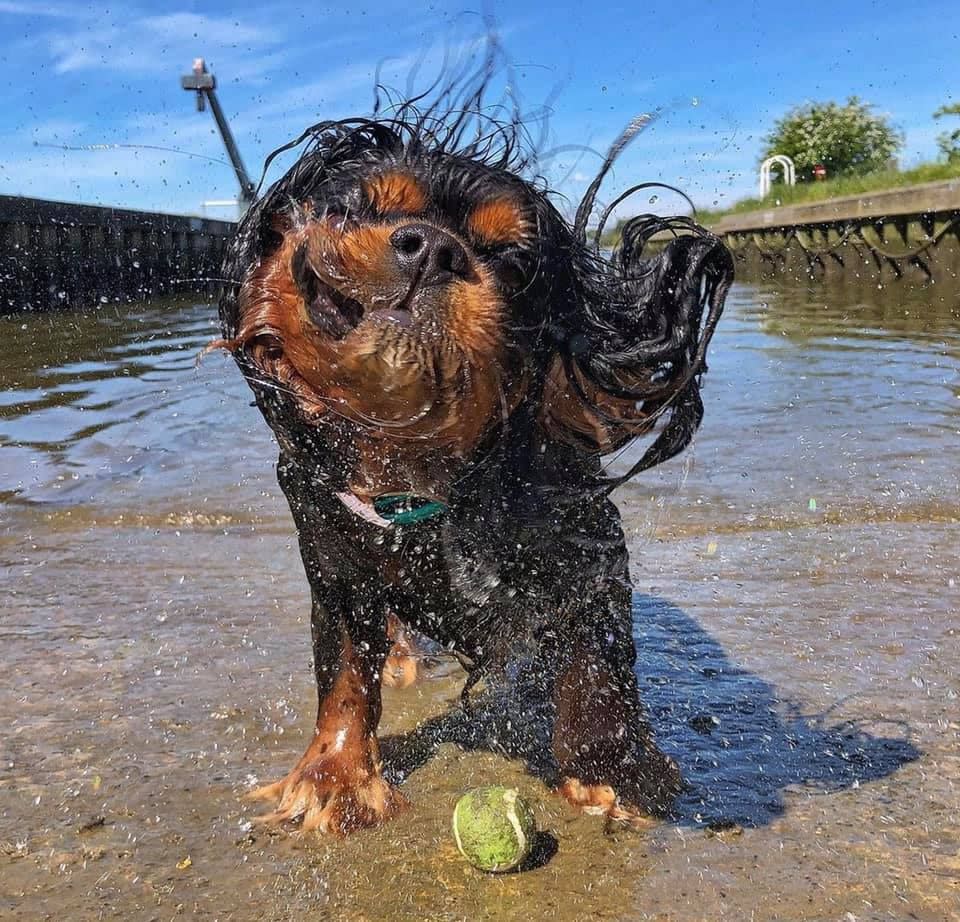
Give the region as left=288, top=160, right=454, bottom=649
left=710, top=178, right=960, bottom=282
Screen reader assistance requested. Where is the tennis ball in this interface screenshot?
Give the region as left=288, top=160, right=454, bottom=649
left=452, top=786, right=536, bottom=873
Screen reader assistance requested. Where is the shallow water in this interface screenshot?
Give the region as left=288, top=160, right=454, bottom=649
left=1, top=280, right=958, bottom=920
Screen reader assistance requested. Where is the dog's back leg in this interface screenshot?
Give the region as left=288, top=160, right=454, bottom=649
left=551, top=580, right=681, bottom=824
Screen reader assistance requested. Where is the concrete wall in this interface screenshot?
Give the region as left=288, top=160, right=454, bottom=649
left=0, top=195, right=235, bottom=313
left=712, top=178, right=960, bottom=233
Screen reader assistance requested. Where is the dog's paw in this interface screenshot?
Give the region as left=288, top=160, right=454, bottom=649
left=246, top=765, right=407, bottom=836
left=557, top=777, right=656, bottom=826
left=557, top=749, right=681, bottom=826
left=382, top=645, right=419, bottom=689
left=382, top=614, right=422, bottom=689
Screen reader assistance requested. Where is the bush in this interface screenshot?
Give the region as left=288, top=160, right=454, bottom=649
left=762, top=96, right=903, bottom=183
left=934, top=102, right=960, bottom=163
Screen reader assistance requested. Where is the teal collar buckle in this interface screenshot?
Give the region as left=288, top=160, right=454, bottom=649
left=372, top=493, right=447, bottom=526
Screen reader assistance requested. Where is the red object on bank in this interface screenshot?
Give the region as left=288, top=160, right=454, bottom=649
left=813, top=164, right=827, bottom=180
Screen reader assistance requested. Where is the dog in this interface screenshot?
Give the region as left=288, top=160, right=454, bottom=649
left=214, top=77, right=733, bottom=835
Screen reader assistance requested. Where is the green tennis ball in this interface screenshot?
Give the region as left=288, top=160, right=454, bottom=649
left=452, top=786, right=536, bottom=873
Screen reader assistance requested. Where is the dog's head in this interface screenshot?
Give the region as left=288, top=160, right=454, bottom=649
left=219, top=106, right=733, bottom=504
left=223, top=125, right=572, bottom=451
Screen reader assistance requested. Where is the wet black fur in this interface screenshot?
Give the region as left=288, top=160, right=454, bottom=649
left=218, top=76, right=734, bottom=811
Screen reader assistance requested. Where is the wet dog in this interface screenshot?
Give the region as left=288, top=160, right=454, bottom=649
left=215, top=78, right=732, bottom=835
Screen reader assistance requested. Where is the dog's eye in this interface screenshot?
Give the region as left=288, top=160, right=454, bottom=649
left=498, top=264, right=526, bottom=290
left=319, top=207, right=360, bottom=234
left=481, top=245, right=529, bottom=289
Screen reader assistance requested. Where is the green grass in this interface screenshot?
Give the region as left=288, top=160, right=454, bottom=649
left=598, top=159, right=960, bottom=245
left=696, top=160, right=960, bottom=226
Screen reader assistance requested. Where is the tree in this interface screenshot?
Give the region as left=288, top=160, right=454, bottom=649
left=761, top=96, right=903, bottom=183
left=933, top=102, right=960, bottom=163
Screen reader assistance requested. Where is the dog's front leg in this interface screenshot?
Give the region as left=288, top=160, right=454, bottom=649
left=248, top=593, right=407, bottom=835
left=552, top=582, right=681, bottom=823
left=247, top=457, right=406, bottom=835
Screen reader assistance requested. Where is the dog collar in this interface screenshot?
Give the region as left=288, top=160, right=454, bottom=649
left=335, top=491, right=446, bottom=528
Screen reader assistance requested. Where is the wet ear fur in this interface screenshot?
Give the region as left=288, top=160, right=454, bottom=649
left=539, top=216, right=733, bottom=483
left=540, top=356, right=657, bottom=455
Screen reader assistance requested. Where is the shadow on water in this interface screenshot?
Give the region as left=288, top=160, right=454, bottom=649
left=382, top=594, right=920, bottom=831
left=632, top=595, right=920, bottom=828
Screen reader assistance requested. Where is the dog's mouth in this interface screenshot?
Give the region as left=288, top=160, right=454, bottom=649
left=292, top=243, right=365, bottom=338
left=299, top=269, right=365, bottom=341
left=294, top=244, right=417, bottom=339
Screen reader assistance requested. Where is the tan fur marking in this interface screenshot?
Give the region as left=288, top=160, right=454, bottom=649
left=228, top=228, right=329, bottom=418
left=467, top=197, right=529, bottom=245
left=363, top=171, right=427, bottom=215
left=329, top=224, right=401, bottom=286
left=540, top=356, right=657, bottom=454
left=444, top=263, right=504, bottom=357
left=382, top=613, right=420, bottom=689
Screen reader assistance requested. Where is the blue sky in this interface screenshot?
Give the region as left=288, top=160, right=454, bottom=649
left=0, top=0, right=957, bottom=223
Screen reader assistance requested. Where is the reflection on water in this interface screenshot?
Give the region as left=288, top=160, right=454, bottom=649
left=3, top=281, right=958, bottom=523
left=616, top=278, right=960, bottom=537
left=1, top=299, right=270, bottom=512
left=1, top=281, right=958, bottom=920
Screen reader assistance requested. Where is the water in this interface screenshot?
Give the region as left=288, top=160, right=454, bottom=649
left=1, top=283, right=958, bottom=919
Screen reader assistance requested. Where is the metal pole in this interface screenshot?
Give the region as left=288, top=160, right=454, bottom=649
left=181, top=59, right=256, bottom=208
left=204, top=87, right=255, bottom=205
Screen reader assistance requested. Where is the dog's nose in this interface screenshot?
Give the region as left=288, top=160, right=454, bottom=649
left=389, top=223, right=469, bottom=285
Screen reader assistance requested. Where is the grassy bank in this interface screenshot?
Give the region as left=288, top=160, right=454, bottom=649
left=598, top=159, right=960, bottom=245
left=696, top=159, right=960, bottom=226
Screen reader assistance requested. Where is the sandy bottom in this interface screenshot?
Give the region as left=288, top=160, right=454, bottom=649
left=1, top=513, right=957, bottom=921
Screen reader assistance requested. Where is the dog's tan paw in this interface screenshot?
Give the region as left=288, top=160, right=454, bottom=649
left=247, top=766, right=407, bottom=836
left=382, top=647, right=420, bottom=688
left=382, top=613, right=423, bottom=689
left=557, top=776, right=660, bottom=827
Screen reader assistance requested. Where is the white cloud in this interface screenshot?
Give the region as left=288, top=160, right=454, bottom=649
left=46, top=9, right=282, bottom=75
left=0, top=1, right=75, bottom=16
left=139, top=12, right=278, bottom=46
left=0, top=142, right=236, bottom=215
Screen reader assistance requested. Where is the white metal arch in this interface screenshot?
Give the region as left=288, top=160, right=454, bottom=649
left=759, top=155, right=796, bottom=198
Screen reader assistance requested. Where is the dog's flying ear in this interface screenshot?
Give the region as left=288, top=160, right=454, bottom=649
left=541, top=215, right=733, bottom=486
